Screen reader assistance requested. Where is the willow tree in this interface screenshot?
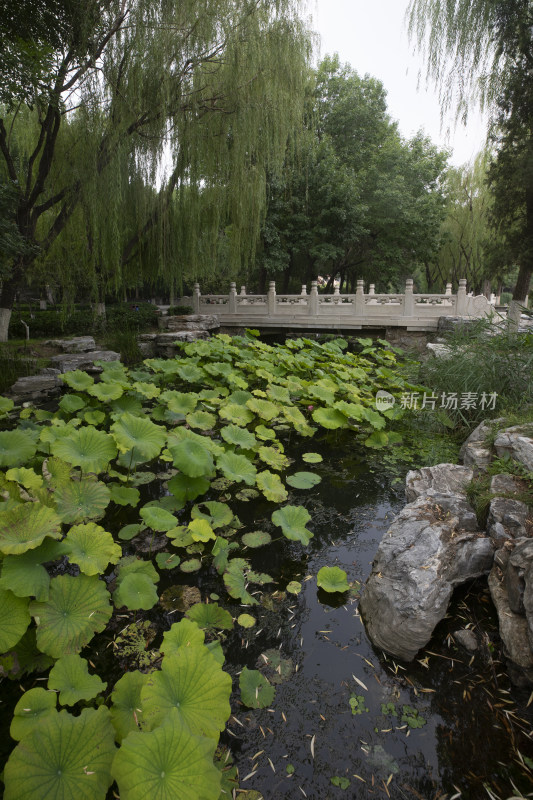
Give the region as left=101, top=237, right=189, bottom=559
left=0, top=0, right=310, bottom=338
left=408, top=0, right=533, bottom=313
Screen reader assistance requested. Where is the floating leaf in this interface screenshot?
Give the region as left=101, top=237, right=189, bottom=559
left=109, top=484, right=140, bottom=507
left=61, top=370, right=94, bottom=391
left=167, top=473, right=210, bottom=503
left=220, top=425, right=257, bottom=450
left=242, top=530, right=271, bottom=548
left=110, top=671, right=148, bottom=742
left=226, top=390, right=253, bottom=405
left=239, top=667, right=275, bottom=709
left=361, top=407, right=386, bottom=430
left=175, top=363, right=207, bottom=384
left=191, top=501, right=233, bottom=529
left=267, top=385, right=291, bottom=403
left=246, top=398, right=279, bottom=421
left=258, top=446, right=289, bottom=471
left=185, top=602, right=233, bottom=631
left=118, top=523, right=143, bottom=541
left=159, top=390, right=198, bottom=415
left=0, top=587, right=31, bottom=651
left=0, top=396, right=15, bottom=417
left=255, top=424, right=276, bottom=441
left=130, top=470, right=156, bottom=486
left=331, top=776, right=351, bottom=789
left=0, top=502, right=62, bottom=555
left=83, top=410, right=106, bottom=426
left=0, top=430, right=37, bottom=467
left=114, top=573, right=159, bottom=611
left=256, top=470, right=288, bottom=502
left=180, top=558, right=201, bottom=573
left=217, top=452, right=257, bottom=485
left=88, top=381, right=124, bottom=402
left=364, top=431, right=389, bottom=449
left=116, top=555, right=159, bottom=585
left=30, top=574, right=112, bottom=658
left=132, top=381, right=160, bottom=400
left=271, top=506, right=313, bottom=545
left=286, top=471, right=322, bottom=489
left=140, top=505, right=178, bottom=532
left=10, top=688, right=57, bottom=741
left=55, top=479, right=111, bottom=523
left=302, top=452, right=323, bottom=464
left=237, top=613, right=256, bottom=628
left=58, top=394, right=86, bottom=414
left=401, top=705, right=426, bottom=728
left=317, top=566, right=349, bottom=593
left=4, top=707, right=115, bottom=800
left=111, top=413, right=166, bottom=461
left=223, top=561, right=258, bottom=605
left=111, top=708, right=220, bottom=800
left=155, top=552, right=180, bottom=570
left=349, top=694, right=368, bottom=714
left=286, top=581, right=302, bottom=595
left=51, top=426, right=117, bottom=473
left=0, top=540, right=67, bottom=601
left=64, top=523, right=121, bottom=576
left=333, top=401, right=365, bottom=420
left=170, top=439, right=214, bottom=478
left=161, top=618, right=205, bottom=657
left=260, top=649, right=294, bottom=684
left=6, top=466, right=43, bottom=492
left=188, top=518, right=215, bottom=542
left=311, top=407, right=348, bottom=430
left=186, top=410, right=217, bottom=430
left=48, top=654, right=106, bottom=706
left=218, top=403, right=254, bottom=426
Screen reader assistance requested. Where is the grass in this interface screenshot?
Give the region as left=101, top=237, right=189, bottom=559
left=0, top=341, right=49, bottom=393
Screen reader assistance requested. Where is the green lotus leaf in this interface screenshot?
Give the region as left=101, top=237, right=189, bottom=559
left=30, top=574, right=112, bottom=658
left=0, top=395, right=14, bottom=417
left=0, top=587, right=31, bottom=651
left=6, top=466, right=43, bottom=492
left=111, top=708, right=220, bottom=800
left=286, top=581, right=302, bottom=595
left=317, top=566, right=349, bottom=593
left=159, top=390, right=198, bottom=415
left=204, top=361, right=233, bottom=378
left=140, top=505, right=178, bottom=532
left=110, top=670, right=148, bottom=742
left=48, top=654, right=107, bottom=706
left=170, top=427, right=224, bottom=457
left=132, top=381, right=160, bottom=400
left=239, top=667, right=275, bottom=709
left=255, top=424, right=277, bottom=441
left=218, top=403, right=254, bottom=426
left=267, top=384, right=291, bottom=403
left=235, top=488, right=260, bottom=501
left=271, top=505, right=313, bottom=545
left=155, top=552, right=181, bottom=570
left=111, top=412, right=166, bottom=461
left=58, top=394, right=86, bottom=414
left=245, top=398, right=279, bottom=421
left=142, top=647, right=231, bottom=738
left=83, top=410, right=106, bottom=425
left=256, top=470, right=288, bottom=503
left=64, top=523, right=122, bottom=576
left=10, top=687, right=57, bottom=741
left=364, top=431, right=389, bottom=449
left=211, top=537, right=238, bottom=575
left=237, top=613, right=256, bottom=628
left=175, top=363, right=207, bottom=384
left=114, top=573, right=159, bottom=611
left=116, top=556, right=159, bottom=586
left=87, top=381, right=124, bottom=402
left=166, top=526, right=193, bottom=547
left=110, top=396, right=143, bottom=417
left=167, top=473, right=210, bottom=503
left=242, top=530, right=272, bottom=548
left=286, top=471, right=322, bottom=489
left=188, top=518, right=215, bottom=542
left=4, top=706, right=115, bottom=800
left=118, top=523, right=143, bottom=541
left=51, top=426, right=117, bottom=473
left=220, top=425, right=257, bottom=450
left=258, top=446, right=289, bottom=471
left=185, top=410, right=217, bottom=431
left=109, top=484, right=140, bottom=507
left=307, top=385, right=336, bottom=405
left=161, top=618, right=205, bottom=657
left=60, top=370, right=94, bottom=391
left=185, top=602, right=233, bottom=631
left=180, top=558, right=201, bottom=573
left=130, top=470, right=157, bottom=486
left=0, top=502, right=62, bottom=555
left=281, top=405, right=307, bottom=427
left=361, top=406, right=387, bottom=430
left=1, top=628, right=53, bottom=678
left=302, top=452, right=323, bottom=464
left=43, top=457, right=72, bottom=487
left=191, top=501, right=233, bottom=529
left=0, top=539, right=67, bottom=601
left=216, top=452, right=257, bottom=485
left=170, top=440, right=215, bottom=478
left=223, top=561, right=258, bottom=605
left=226, top=390, right=253, bottom=405
left=55, top=479, right=111, bottom=523
left=333, top=401, right=365, bottom=420
left=311, top=407, right=348, bottom=430
left=0, top=430, right=37, bottom=467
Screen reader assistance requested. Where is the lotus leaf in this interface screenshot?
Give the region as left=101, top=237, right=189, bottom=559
left=142, top=647, right=231, bottom=738
left=6, top=467, right=43, bottom=492
left=212, top=537, right=238, bottom=574
left=216, top=452, right=257, bottom=485
left=237, top=613, right=256, bottom=628
left=0, top=502, right=62, bottom=555
left=267, top=384, right=291, bottom=403
left=242, top=530, right=272, bottom=548
left=118, top=523, right=143, bottom=541
left=60, top=370, right=94, bottom=391
left=191, top=501, right=233, bottom=529
left=271, top=505, right=313, bottom=545
left=43, top=457, right=72, bottom=487
left=302, top=452, right=323, bottom=464
left=110, top=396, right=143, bottom=417
left=256, top=470, right=288, bottom=503
left=4, top=707, right=115, bottom=800
left=186, top=410, right=217, bottom=430
left=281, top=405, right=307, bottom=427
left=48, top=654, right=107, bottom=706
left=258, top=446, right=289, bottom=471
left=0, top=396, right=14, bottom=417
left=223, top=561, right=258, bottom=605
left=235, top=488, right=260, bottom=501
left=65, top=523, right=121, bottom=576
left=170, top=439, right=214, bottom=478
left=112, top=413, right=166, bottom=460
left=156, top=552, right=181, bottom=570
left=114, top=573, right=159, bottom=611
left=2, top=628, right=53, bottom=677
left=84, top=410, right=106, bottom=425
left=132, top=381, right=160, bottom=399
left=311, top=407, right=348, bottom=430
left=10, top=687, right=57, bottom=741
left=0, top=539, right=67, bottom=601
left=226, top=390, right=253, bottom=405
left=286, top=471, right=322, bottom=489
left=58, top=394, right=86, bottom=413
left=110, top=670, right=148, bottom=742
left=166, top=526, right=193, bottom=547
left=130, top=470, right=157, bottom=486
left=286, top=581, right=302, bottom=595
left=180, top=559, right=201, bottom=573
left=255, top=424, right=276, bottom=441
left=30, top=574, right=112, bottom=657
left=333, top=401, right=365, bottom=420
left=307, top=385, right=336, bottom=405
left=203, top=361, right=233, bottom=378
left=0, top=430, right=37, bottom=467
left=259, top=649, right=293, bottom=684
left=185, top=602, right=233, bottom=631
left=331, top=776, right=351, bottom=789
left=159, top=390, right=198, bottom=415
left=218, top=403, right=254, bottom=426
left=161, top=618, right=205, bottom=657
left=175, top=363, right=206, bottom=383
left=188, top=518, right=215, bottom=542
left=245, top=398, right=279, bottom=421
left=220, top=425, right=257, bottom=449
left=117, top=555, right=159, bottom=584
left=51, top=426, right=117, bottom=473
left=239, top=667, right=275, bottom=709
left=109, top=484, right=140, bottom=507
left=0, top=587, right=31, bottom=651
left=140, top=505, right=178, bottom=532
left=111, top=708, right=220, bottom=800
left=364, top=431, right=389, bottom=449
left=316, top=566, right=349, bottom=593
left=55, top=479, right=111, bottom=523
left=88, top=381, right=124, bottom=402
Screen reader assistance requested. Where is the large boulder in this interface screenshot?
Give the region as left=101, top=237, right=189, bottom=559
left=494, top=425, right=533, bottom=473
left=7, top=372, right=62, bottom=404
left=459, top=419, right=504, bottom=470
left=359, top=494, right=493, bottom=661
left=155, top=331, right=210, bottom=357
left=50, top=350, right=120, bottom=373
left=44, top=336, right=96, bottom=352
left=159, top=314, right=219, bottom=332
left=405, top=464, right=473, bottom=503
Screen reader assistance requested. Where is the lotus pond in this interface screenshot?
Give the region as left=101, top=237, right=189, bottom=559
left=0, top=333, right=531, bottom=800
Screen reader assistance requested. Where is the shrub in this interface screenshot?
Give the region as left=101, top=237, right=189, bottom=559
left=167, top=305, right=193, bottom=316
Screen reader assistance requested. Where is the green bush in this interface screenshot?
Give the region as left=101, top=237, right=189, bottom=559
left=167, top=305, right=193, bottom=316
left=9, top=303, right=158, bottom=339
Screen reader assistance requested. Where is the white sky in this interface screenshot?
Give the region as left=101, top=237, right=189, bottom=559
left=310, top=0, right=488, bottom=167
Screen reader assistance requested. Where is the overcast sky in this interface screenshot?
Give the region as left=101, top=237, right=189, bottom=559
left=310, top=0, right=487, bottom=167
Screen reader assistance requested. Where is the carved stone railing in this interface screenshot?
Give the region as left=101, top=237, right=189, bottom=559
left=191, top=279, right=494, bottom=331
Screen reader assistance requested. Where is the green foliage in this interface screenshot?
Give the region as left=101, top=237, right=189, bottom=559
left=239, top=667, right=275, bottom=709
left=349, top=694, right=369, bottom=715
left=47, top=654, right=107, bottom=706
left=317, top=566, right=350, bottom=593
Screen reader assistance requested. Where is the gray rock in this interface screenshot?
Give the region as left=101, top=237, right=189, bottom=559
left=39, top=367, right=61, bottom=376
left=437, top=317, right=479, bottom=333
left=490, top=473, right=523, bottom=496
left=50, top=350, right=121, bottom=373
left=453, top=629, right=478, bottom=652
left=7, top=374, right=61, bottom=404
left=406, top=464, right=473, bottom=503
left=426, top=342, right=453, bottom=358
left=459, top=419, right=504, bottom=470
left=155, top=331, right=210, bottom=357
left=45, top=336, right=96, bottom=352
left=359, top=495, right=493, bottom=661
left=494, top=425, right=533, bottom=472
left=489, top=561, right=533, bottom=684
left=486, top=497, right=529, bottom=546
left=159, top=314, right=219, bottom=332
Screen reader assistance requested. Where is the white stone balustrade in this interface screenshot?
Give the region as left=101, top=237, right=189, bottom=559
left=192, top=278, right=493, bottom=331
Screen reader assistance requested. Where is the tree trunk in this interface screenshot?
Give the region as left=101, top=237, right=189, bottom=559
left=509, top=186, right=533, bottom=326
left=0, top=275, right=20, bottom=342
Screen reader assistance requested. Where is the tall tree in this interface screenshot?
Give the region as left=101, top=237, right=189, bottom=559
left=0, top=0, right=310, bottom=338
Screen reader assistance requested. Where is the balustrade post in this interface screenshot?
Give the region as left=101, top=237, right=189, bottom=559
left=229, top=282, right=237, bottom=313
left=309, top=281, right=319, bottom=316
left=403, top=279, right=414, bottom=316
left=193, top=283, right=201, bottom=314
left=354, top=280, right=365, bottom=317
left=456, top=279, right=467, bottom=315
left=445, top=283, right=452, bottom=295
left=240, top=285, right=246, bottom=295
left=267, top=281, right=277, bottom=316
left=369, top=284, right=375, bottom=295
